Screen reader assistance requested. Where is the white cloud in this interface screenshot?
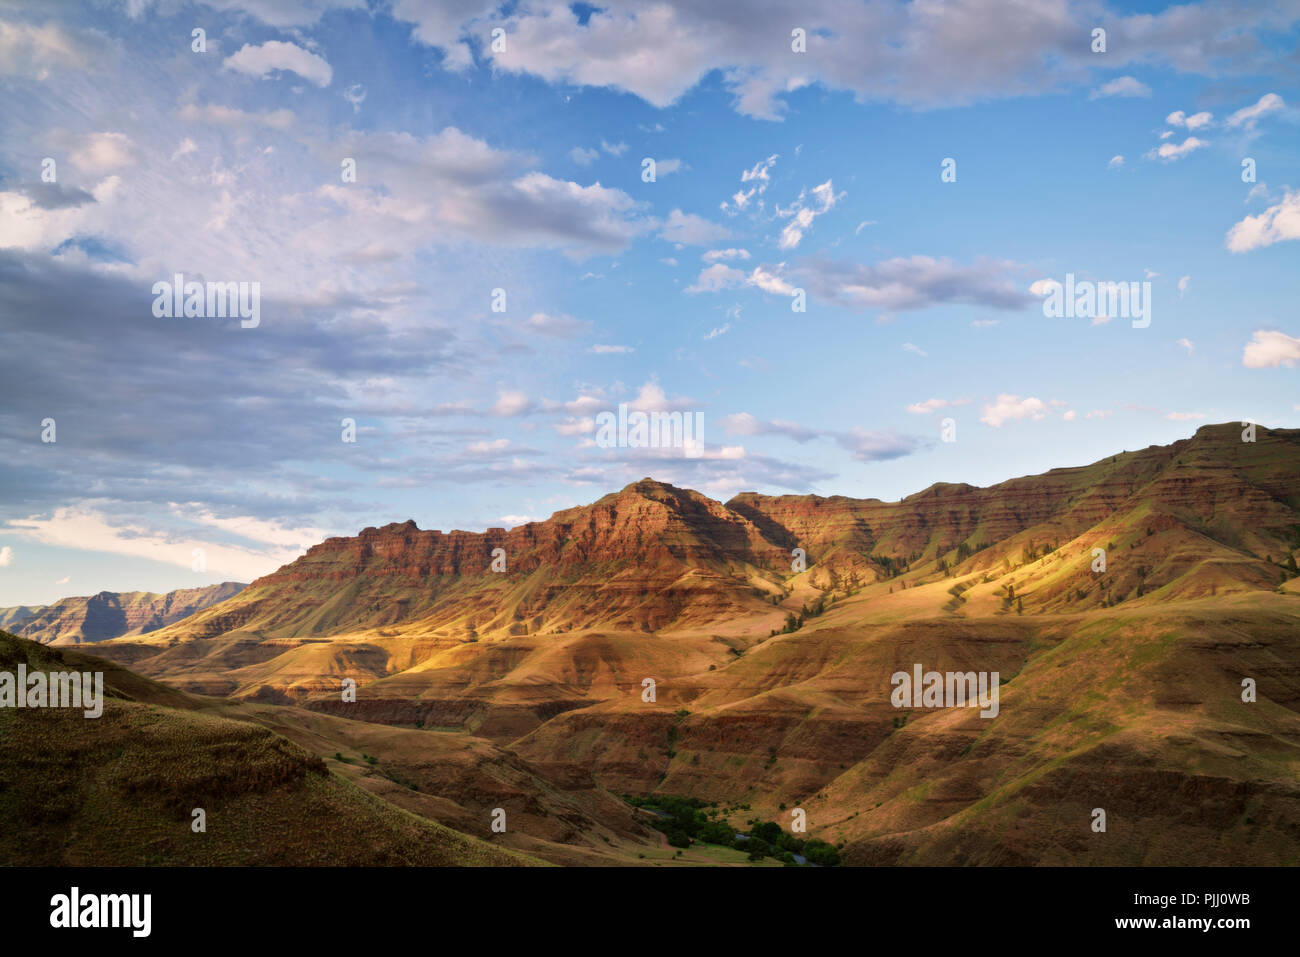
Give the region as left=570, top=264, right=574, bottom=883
left=554, top=416, right=595, bottom=436
left=747, top=264, right=796, bottom=296
left=600, top=139, right=628, bottom=156
left=686, top=262, right=745, bottom=293
left=906, top=398, right=971, bottom=414
left=776, top=179, right=839, bottom=249
left=548, top=393, right=606, bottom=416
left=523, top=311, right=589, bottom=338
left=1090, top=76, right=1150, bottom=99
left=704, top=324, right=730, bottom=340
left=387, top=0, right=493, bottom=67
left=497, top=514, right=538, bottom=526
left=1148, top=136, right=1208, bottom=161
left=627, top=381, right=695, bottom=414
left=1177, top=338, right=1194, bottom=354
left=658, top=208, right=731, bottom=245
left=681, top=260, right=790, bottom=297
left=0, top=546, right=11, bottom=567
left=1166, top=109, right=1213, bottom=130
left=311, top=128, right=649, bottom=256
left=492, top=390, right=533, bottom=416
left=980, top=394, right=1048, bottom=427
left=180, top=508, right=328, bottom=551
left=722, top=154, right=777, bottom=213
left=7, top=506, right=307, bottom=580
left=1245, top=183, right=1273, bottom=205
left=461, top=1, right=1300, bottom=120
left=806, top=256, right=1031, bottom=312
left=1178, top=275, right=1190, bottom=296
left=901, top=342, right=927, bottom=357
left=1166, top=411, right=1206, bottom=421
left=1107, top=154, right=1124, bottom=169
left=1225, top=190, right=1300, bottom=252
left=223, top=40, right=333, bottom=87
left=835, top=429, right=925, bottom=463
left=343, top=82, right=367, bottom=112
left=150, top=0, right=365, bottom=28
left=0, top=19, right=96, bottom=79
left=1226, top=93, right=1284, bottom=130
left=69, top=132, right=138, bottom=172
left=1242, top=330, right=1300, bottom=368
left=569, top=145, right=599, bottom=166
left=178, top=103, right=296, bottom=129
left=0, top=189, right=84, bottom=250
left=720, top=413, right=818, bottom=443
left=741, top=154, right=776, bottom=183
left=483, top=3, right=712, bottom=108
left=588, top=343, right=634, bottom=354
left=1062, top=410, right=1077, bottom=421
left=702, top=248, right=750, bottom=262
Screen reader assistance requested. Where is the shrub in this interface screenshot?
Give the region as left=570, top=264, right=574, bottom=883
left=698, top=821, right=734, bottom=845
left=751, top=821, right=782, bottom=844
left=665, top=829, right=691, bottom=848
left=803, top=839, right=840, bottom=867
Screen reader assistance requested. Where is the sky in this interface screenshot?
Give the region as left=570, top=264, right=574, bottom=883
left=0, top=0, right=1297, bottom=605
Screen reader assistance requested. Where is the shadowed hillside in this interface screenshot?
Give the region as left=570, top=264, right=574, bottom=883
left=0, top=630, right=541, bottom=866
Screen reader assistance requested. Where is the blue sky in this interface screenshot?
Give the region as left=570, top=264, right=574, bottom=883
left=0, top=0, right=1297, bottom=605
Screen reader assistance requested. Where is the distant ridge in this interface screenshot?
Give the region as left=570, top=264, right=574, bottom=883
left=1, top=582, right=247, bottom=645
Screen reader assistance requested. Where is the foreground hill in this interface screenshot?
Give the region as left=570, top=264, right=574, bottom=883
left=0, top=630, right=540, bottom=866
left=80, top=423, right=1300, bottom=864
left=1, top=582, right=246, bottom=645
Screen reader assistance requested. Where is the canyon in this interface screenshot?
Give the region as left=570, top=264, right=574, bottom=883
left=5, top=422, right=1299, bottom=866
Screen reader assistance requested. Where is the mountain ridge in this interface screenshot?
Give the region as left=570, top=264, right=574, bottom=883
left=19, top=422, right=1300, bottom=866
left=103, top=422, right=1300, bottom=650
left=1, top=582, right=247, bottom=645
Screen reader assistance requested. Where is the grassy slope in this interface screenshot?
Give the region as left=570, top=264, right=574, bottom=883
left=0, top=631, right=540, bottom=866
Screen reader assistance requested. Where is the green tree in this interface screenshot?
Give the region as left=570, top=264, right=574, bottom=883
left=803, top=839, right=840, bottom=866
